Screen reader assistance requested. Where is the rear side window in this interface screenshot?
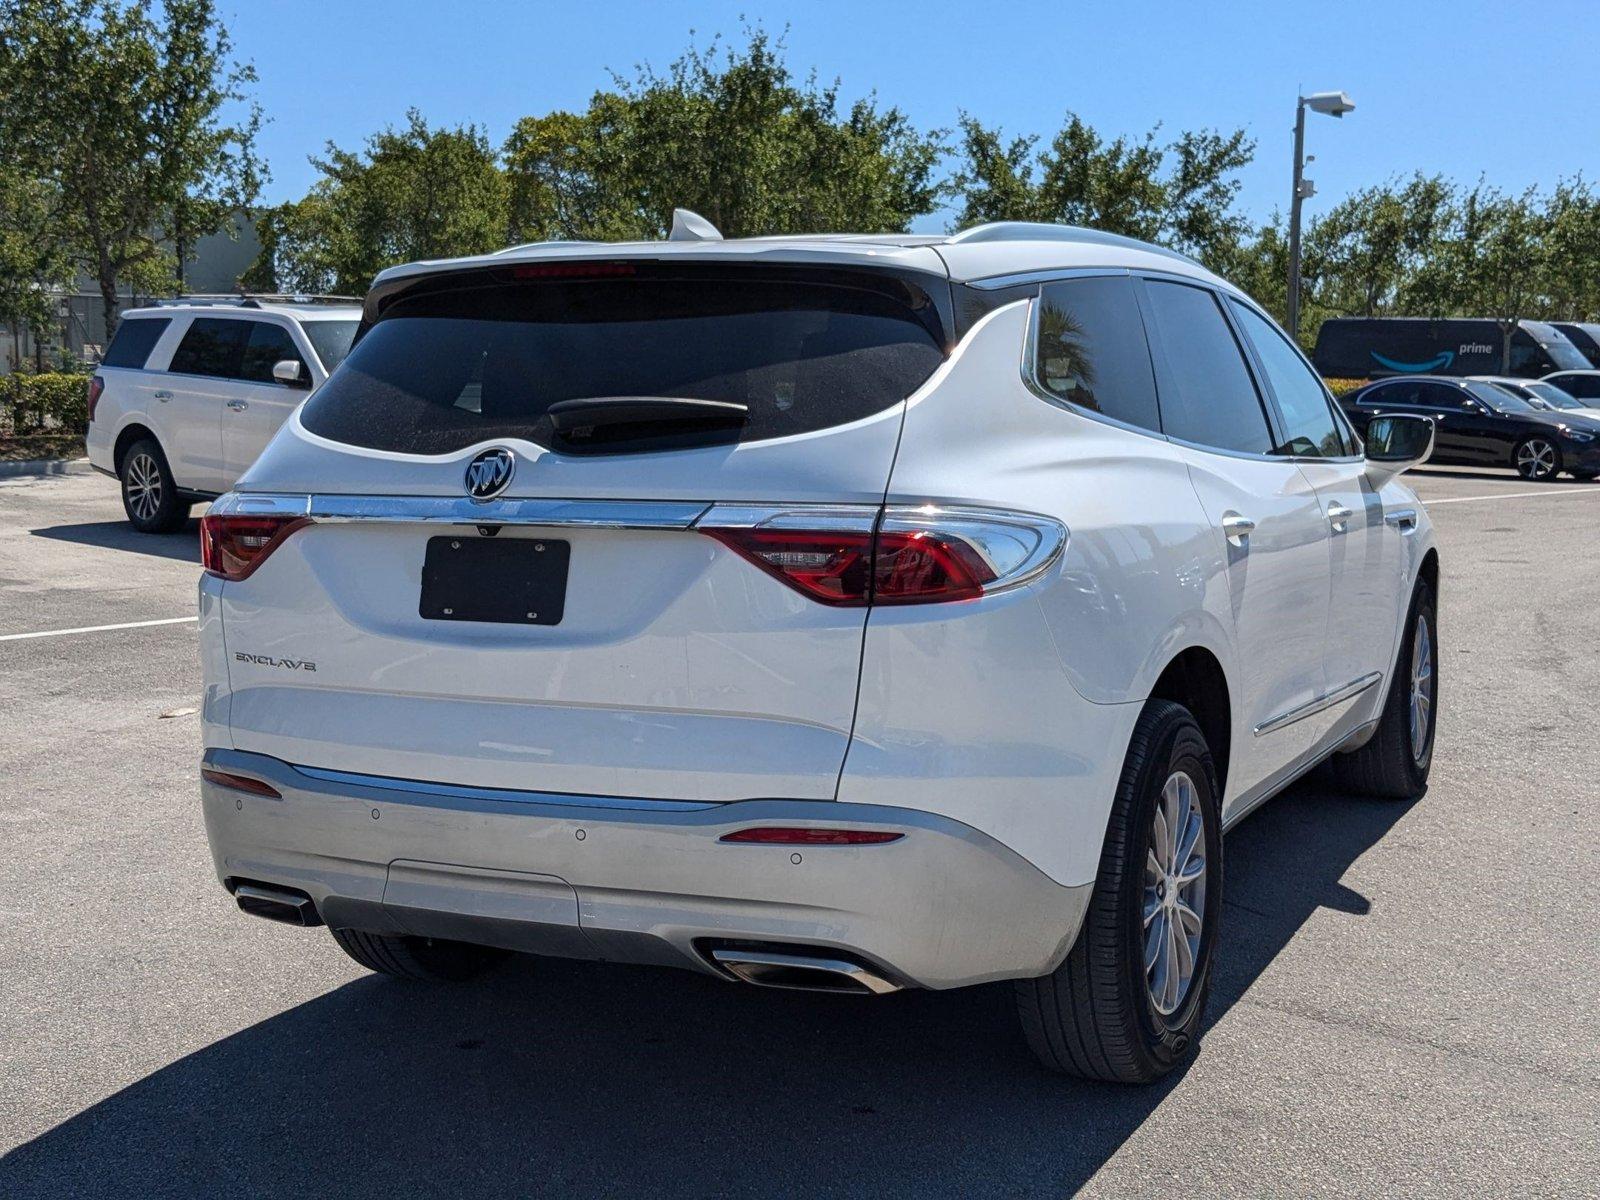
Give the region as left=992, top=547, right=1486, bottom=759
left=1229, top=300, right=1349, bottom=457
left=1552, top=373, right=1600, bottom=399
left=101, top=318, right=170, bottom=369
left=1143, top=281, right=1274, bottom=455
left=239, top=323, right=303, bottom=384
left=1032, top=276, right=1160, bottom=432
left=169, top=318, right=249, bottom=378
left=300, top=271, right=946, bottom=456
left=301, top=320, right=358, bottom=372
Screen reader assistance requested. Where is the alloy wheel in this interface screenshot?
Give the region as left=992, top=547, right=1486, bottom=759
left=1143, top=769, right=1207, bottom=1017
left=1409, top=612, right=1434, bottom=763
left=1515, top=439, right=1557, bottom=480
left=125, top=452, right=162, bottom=522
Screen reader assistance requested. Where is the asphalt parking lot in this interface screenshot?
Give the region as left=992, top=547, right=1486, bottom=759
left=1, top=466, right=1596, bottom=1199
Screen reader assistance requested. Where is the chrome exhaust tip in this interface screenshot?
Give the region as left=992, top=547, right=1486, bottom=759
left=709, top=947, right=900, bottom=995
left=234, top=882, right=323, bottom=927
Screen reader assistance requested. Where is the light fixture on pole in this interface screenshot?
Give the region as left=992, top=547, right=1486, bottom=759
left=1286, top=90, right=1354, bottom=340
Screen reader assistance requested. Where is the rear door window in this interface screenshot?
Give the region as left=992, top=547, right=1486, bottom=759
left=1229, top=300, right=1350, bottom=457
left=101, top=317, right=171, bottom=369
left=1142, top=280, right=1275, bottom=455
left=1032, top=276, right=1160, bottom=433
left=300, top=269, right=947, bottom=456
left=168, top=318, right=249, bottom=379
left=301, top=320, right=358, bottom=372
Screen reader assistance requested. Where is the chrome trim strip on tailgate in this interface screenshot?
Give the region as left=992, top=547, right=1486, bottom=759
left=212, top=492, right=711, bottom=529
left=291, top=764, right=721, bottom=811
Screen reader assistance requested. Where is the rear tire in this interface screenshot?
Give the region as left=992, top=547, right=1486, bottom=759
left=1016, top=700, right=1222, bottom=1083
left=119, top=437, right=189, bottom=533
left=1329, top=577, right=1437, bottom=799
left=329, top=927, right=509, bottom=982
left=1570, top=471, right=1598, bottom=482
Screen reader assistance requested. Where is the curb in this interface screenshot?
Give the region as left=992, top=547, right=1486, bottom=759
left=0, top=456, right=96, bottom=479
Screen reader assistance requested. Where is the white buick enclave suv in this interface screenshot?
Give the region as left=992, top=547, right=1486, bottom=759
left=198, top=218, right=1439, bottom=1083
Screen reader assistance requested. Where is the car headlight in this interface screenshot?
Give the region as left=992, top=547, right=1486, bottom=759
left=1560, top=427, right=1596, bottom=443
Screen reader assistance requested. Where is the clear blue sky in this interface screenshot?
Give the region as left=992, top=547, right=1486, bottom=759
left=222, top=0, right=1599, bottom=233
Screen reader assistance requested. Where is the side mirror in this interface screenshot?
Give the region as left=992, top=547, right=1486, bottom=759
left=272, top=358, right=310, bottom=389
left=1364, top=414, right=1434, bottom=484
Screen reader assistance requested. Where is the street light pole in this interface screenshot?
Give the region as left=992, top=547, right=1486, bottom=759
left=1285, top=91, right=1354, bottom=341
left=1286, top=101, right=1308, bottom=339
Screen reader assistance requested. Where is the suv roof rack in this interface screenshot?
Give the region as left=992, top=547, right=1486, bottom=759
left=945, top=221, right=1200, bottom=265
left=145, top=292, right=360, bottom=308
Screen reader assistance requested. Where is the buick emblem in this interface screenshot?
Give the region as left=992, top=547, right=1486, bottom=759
left=464, top=447, right=515, bottom=502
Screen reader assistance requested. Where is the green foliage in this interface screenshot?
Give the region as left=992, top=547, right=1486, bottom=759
left=503, top=30, right=945, bottom=242
left=0, top=370, right=90, bottom=436
left=0, top=165, right=70, bottom=360
left=0, top=0, right=263, bottom=336
left=246, top=111, right=508, bottom=295
left=951, top=113, right=1254, bottom=269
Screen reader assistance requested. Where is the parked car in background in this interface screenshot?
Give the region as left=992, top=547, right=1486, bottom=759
left=84, top=298, right=360, bottom=531
left=1550, top=322, right=1600, bottom=367
left=1542, top=369, right=1600, bottom=406
left=197, top=216, right=1442, bottom=1084
left=1472, top=375, right=1600, bottom=420
left=1313, top=317, right=1590, bottom=380
left=1340, top=374, right=1600, bottom=481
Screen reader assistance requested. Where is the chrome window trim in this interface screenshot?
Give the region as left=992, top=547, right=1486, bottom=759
left=1252, top=671, right=1383, bottom=737
left=291, top=764, right=721, bottom=812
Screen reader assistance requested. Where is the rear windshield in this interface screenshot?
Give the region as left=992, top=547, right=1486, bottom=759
left=100, top=317, right=170, bottom=369
left=299, top=270, right=946, bottom=456
left=301, top=320, right=358, bottom=373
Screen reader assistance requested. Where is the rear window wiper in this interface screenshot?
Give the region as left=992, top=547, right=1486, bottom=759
left=546, top=396, right=748, bottom=434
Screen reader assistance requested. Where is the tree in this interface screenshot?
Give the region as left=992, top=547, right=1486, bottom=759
left=951, top=113, right=1254, bottom=269
left=0, top=165, right=70, bottom=368
left=1463, top=187, right=1548, bottom=373
left=502, top=30, right=946, bottom=242
left=247, top=111, right=508, bottom=295
left=1301, top=175, right=1452, bottom=319
left=1539, top=178, right=1600, bottom=321
left=0, top=0, right=263, bottom=338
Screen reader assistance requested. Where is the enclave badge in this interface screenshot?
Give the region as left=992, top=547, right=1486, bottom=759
left=464, top=447, right=515, bottom=502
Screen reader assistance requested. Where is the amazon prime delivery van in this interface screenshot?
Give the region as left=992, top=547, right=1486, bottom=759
left=1312, top=317, right=1590, bottom=380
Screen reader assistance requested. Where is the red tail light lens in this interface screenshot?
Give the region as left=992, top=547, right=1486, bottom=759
left=86, top=376, right=105, bottom=423
left=702, top=524, right=998, bottom=606
left=720, top=827, right=904, bottom=845
left=200, top=514, right=309, bottom=581
left=201, top=768, right=282, bottom=798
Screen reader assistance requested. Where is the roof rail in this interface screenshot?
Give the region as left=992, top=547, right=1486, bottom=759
left=144, top=292, right=360, bottom=307
left=946, top=222, right=1200, bottom=265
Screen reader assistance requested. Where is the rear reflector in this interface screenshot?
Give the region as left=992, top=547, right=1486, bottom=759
left=200, top=514, right=310, bottom=581
left=720, top=827, right=904, bottom=845
left=202, top=768, right=282, bottom=798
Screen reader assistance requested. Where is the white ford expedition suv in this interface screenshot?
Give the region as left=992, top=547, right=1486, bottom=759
left=85, top=298, right=360, bottom=531
left=197, top=220, right=1439, bottom=1083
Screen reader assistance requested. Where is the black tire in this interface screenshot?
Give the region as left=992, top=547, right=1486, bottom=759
left=119, top=437, right=190, bottom=532
left=1569, top=471, right=1598, bottom=482
left=1016, top=700, right=1222, bottom=1084
left=1512, top=436, right=1562, bottom=482
left=329, top=927, right=508, bottom=982
left=1329, top=577, right=1437, bottom=799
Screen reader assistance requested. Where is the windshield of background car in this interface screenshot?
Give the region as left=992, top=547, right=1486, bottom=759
left=302, top=320, right=359, bottom=372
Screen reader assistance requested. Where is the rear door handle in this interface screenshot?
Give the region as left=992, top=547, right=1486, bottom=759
left=227, top=399, right=248, bottom=412
left=1385, top=508, right=1418, bottom=531
left=153, top=390, right=172, bottom=402
left=1326, top=503, right=1354, bottom=532
left=1221, top=513, right=1256, bottom=545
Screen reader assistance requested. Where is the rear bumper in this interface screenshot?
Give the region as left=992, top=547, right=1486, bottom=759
left=201, top=749, right=1091, bottom=990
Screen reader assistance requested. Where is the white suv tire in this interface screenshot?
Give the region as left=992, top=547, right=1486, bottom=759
left=119, top=437, right=190, bottom=533
left=1016, top=700, right=1222, bottom=1083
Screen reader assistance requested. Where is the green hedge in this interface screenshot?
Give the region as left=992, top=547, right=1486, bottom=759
left=0, top=371, right=92, bottom=437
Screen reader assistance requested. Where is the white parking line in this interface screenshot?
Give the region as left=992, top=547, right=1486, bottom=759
left=0, top=615, right=197, bottom=642
left=1426, top=487, right=1600, bottom=505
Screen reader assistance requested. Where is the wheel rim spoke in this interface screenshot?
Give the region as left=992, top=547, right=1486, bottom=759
left=1145, top=768, right=1207, bottom=1017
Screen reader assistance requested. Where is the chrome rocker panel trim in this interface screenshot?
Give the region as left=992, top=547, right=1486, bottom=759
left=1252, top=672, right=1383, bottom=737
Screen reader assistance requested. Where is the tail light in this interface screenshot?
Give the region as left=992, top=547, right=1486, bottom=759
left=720, top=827, right=904, bottom=845
left=200, top=514, right=310, bottom=581
left=86, top=376, right=104, bottom=423
left=698, top=505, right=1065, bottom=606
left=201, top=768, right=282, bottom=798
